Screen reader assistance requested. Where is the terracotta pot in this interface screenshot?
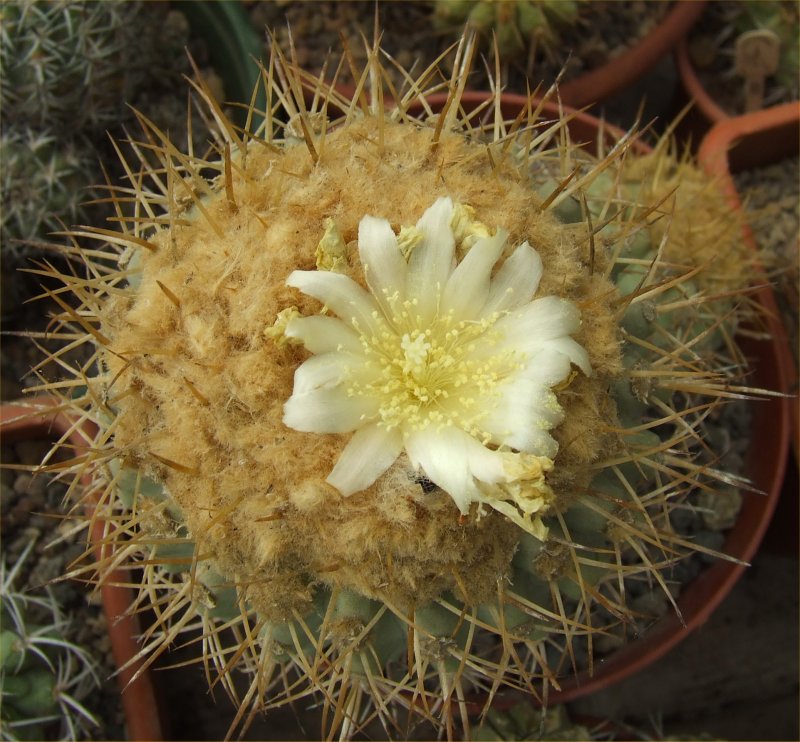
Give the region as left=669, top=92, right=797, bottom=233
left=674, top=26, right=799, bottom=147
left=698, top=101, right=800, bottom=187
left=698, top=101, right=800, bottom=464
left=408, top=91, right=791, bottom=703
left=0, top=400, right=165, bottom=741
left=674, top=35, right=730, bottom=135
left=408, top=91, right=652, bottom=152
left=558, top=1, right=705, bottom=109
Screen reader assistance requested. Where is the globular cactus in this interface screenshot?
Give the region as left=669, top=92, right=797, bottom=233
left=0, top=544, right=98, bottom=741
left=0, top=126, right=99, bottom=263
left=433, top=0, right=583, bottom=60
left=0, top=0, right=144, bottom=134
left=34, top=31, right=764, bottom=741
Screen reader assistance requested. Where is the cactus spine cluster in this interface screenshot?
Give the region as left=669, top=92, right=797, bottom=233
left=0, top=544, right=98, bottom=741
left=33, top=31, right=760, bottom=741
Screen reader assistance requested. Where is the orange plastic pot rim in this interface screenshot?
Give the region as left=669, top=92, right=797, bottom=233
left=0, top=399, right=165, bottom=742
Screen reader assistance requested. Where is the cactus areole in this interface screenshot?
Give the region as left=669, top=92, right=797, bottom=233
left=38, top=31, right=766, bottom=740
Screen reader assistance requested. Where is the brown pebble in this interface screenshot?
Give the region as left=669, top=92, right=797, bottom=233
left=0, top=483, right=15, bottom=509
left=11, top=495, right=32, bottom=518
left=13, top=473, right=33, bottom=496
left=29, top=514, right=54, bottom=531
left=26, top=476, right=49, bottom=505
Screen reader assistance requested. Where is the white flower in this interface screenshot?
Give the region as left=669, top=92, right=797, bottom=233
left=282, top=197, right=591, bottom=538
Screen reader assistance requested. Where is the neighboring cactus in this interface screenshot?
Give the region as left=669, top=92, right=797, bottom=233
left=433, top=0, right=583, bottom=60
left=473, top=703, right=590, bottom=740
left=0, top=544, right=98, bottom=741
left=1, top=1, right=216, bottom=138
left=0, top=127, right=99, bottom=262
left=0, top=0, right=143, bottom=134
left=32, top=31, right=766, bottom=741
left=734, top=0, right=799, bottom=95
left=0, top=1, right=219, bottom=304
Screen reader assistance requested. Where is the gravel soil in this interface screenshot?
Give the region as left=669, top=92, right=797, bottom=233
left=734, top=156, right=800, bottom=379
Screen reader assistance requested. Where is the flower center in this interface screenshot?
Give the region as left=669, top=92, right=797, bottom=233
left=347, top=298, right=521, bottom=436
left=400, top=331, right=431, bottom=377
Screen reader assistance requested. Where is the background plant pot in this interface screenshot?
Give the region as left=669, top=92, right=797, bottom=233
left=697, top=100, right=799, bottom=542
left=673, top=34, right=730, bottom=142
left=408, top=90, right=791, bottom=704
left=559, top=0, right=705, bottom=109
left=698, top=101, right=800, bottom=185
left=0, top=399, right=165, bottom=742
left=674, top=13, right=797, bottom=147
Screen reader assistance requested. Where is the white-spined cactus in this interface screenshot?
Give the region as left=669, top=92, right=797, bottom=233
left=0, top=1, right=143, bottom=134
left=0, top=544, right=99, bottom=741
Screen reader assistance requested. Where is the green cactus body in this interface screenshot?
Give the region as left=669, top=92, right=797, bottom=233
left=0, top=630, right=27, bottom=674
left=33, top=31, right=761, bottom=740
left=435, top=0, right=585, bottom=58
left=4, top=669, right=58, bottom=717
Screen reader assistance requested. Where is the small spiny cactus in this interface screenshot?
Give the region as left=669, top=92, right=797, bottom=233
left=473, top=703, right=590, bottom=740
left=0, top=544, right=99, bottom=741
left=0, top=127, right=98, bottom=263
left=0, top=0, right=144, bottom=134
left=0, top=0, right=219, bottom=308
left=26, top=30, right=771, bottom=741
left=433, top=0, right=583, bottom=60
